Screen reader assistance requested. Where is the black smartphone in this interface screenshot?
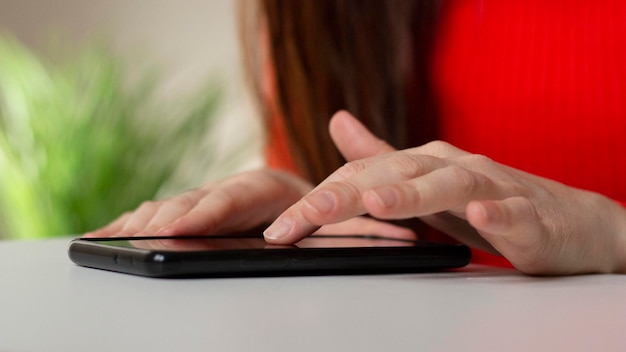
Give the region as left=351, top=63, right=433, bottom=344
left=68, top=234, right=471, bottom=278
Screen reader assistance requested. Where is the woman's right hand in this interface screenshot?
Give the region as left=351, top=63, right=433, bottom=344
left=83, top=169, right=416, bottom=240
left=83, top=170, right=312, bottom=238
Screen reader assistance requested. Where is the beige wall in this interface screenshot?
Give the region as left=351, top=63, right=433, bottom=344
left=0, top=0, right=263, bottom=178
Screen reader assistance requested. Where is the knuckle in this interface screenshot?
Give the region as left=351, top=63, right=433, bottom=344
left=256, top=170, right=293, bottom=191
left=173, top=191, right=199, bottom=209
left=448, top=165, right=479, bottom=197
left=236, top=169, right=268, bottom=184
left=137, top=200, right=160, bottom=212
left=302, top=181, right=362, bottom=223
left=459, top=153, right=494, bottom=168
left=336, top=159, right=369, bottom=179
left=210, top=188, right=239, bottom=214
left=386, top=153, right=426, bottom=179
left=118, top=211, right=133, bottom=220
left=334, top=180, right=363, bottom=203
left=423, top=140, right=455, bottom=155
left=424, top=140, right=451, bottom=150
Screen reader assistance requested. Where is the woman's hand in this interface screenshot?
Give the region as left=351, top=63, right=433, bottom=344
left=264, top=111, right=626, bottom=275
left=84, top=169, right=416, bottom=240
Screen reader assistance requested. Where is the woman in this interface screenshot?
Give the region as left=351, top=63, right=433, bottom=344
left=86, top=0, right=626, bottom=275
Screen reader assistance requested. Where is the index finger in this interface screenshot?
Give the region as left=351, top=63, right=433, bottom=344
left=264, top=152, right=446, bottom=244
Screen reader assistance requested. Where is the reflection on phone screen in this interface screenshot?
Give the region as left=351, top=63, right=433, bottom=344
left=88, top=235, right=416, bottom=252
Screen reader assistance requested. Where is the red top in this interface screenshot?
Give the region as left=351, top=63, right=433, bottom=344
left=267, top=0, right=626, bottom=266
left=433, top=0, right=626, bottom=201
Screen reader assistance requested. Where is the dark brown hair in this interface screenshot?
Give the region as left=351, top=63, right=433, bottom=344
left=242, top=0, right=442, bottom=184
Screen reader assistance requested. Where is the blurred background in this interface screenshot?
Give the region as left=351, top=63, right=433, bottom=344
left=0, top=0, right=263, bottom=239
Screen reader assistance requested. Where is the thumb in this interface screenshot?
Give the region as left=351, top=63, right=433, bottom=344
left=466, top=197, right=551, bottom=274
left=329, top=110, right=396, bottom=161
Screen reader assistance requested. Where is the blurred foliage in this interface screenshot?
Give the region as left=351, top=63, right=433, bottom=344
left=0, top=35, right=229, bottom=239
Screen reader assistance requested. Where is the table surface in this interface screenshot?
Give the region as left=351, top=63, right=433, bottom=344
left=1, top=237, right=625, bottom=352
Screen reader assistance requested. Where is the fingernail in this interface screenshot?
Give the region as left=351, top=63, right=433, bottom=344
left=306, top=191, right=336, bottom=214
left=369, top=187, right=397, bottom=208
left=264, top=218, right=294, bottom=240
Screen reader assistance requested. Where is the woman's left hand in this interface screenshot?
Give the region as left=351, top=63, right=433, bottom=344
left=264, top=111, right=626, bottom=275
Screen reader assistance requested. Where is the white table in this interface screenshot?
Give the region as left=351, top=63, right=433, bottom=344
left=1, top=238, right=625, bottom=352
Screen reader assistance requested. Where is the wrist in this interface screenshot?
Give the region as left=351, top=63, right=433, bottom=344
left=609, top=200, right=626, bottom=273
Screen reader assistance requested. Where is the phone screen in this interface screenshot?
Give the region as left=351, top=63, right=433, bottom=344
left=68, top=235, right=471, bottom=278
left=88, top=235, right=416, bottom=251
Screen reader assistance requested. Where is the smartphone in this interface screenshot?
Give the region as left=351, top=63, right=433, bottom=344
left=68, top=234, right=471, bottom=278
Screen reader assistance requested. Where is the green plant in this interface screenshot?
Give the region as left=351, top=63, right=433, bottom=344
left=0, top=35, right=231, bottom=239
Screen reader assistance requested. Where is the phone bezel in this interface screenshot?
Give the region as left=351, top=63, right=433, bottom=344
left=68, top=234, right=471, bottom=278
